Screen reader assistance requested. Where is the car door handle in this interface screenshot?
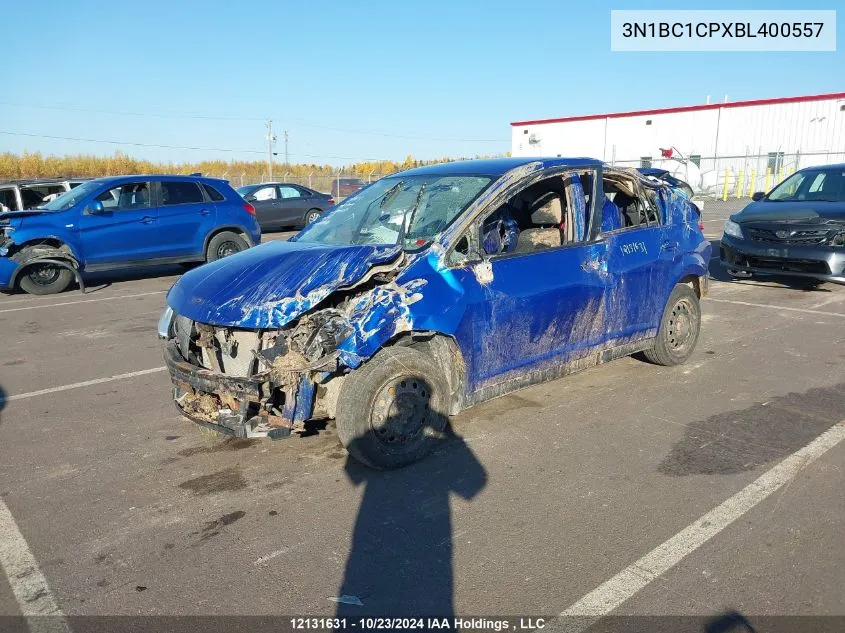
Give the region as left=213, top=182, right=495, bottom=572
left=660, top=240, right=679, bottom=252
left=199, top=208, right=211, bottom=216
left=140, top=215, right=155, bottom=224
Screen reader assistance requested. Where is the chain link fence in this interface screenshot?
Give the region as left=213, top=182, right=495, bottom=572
left=610, top=150, right=845, bottom=220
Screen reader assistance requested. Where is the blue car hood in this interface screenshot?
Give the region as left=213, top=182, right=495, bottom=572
left=167, top=240, right=403, bottom=328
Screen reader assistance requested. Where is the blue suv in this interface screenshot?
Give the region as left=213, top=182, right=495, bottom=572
left=0, top=175, right=261, bottom=294
left=159, top=158, right=710, bottom=469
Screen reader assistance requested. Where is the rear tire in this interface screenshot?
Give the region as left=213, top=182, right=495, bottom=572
left=644, top=284, right=701, bottom=367
left=206, top=231, right=248, bottom=262
left=303, top=208, right=322, bottom=226
left=335, top=346, right=450, bottom=469
left=16, top=247, right=74, bottom=295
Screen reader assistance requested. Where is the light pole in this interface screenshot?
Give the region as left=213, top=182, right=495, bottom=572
left=266, top=119, right=277, bottom=181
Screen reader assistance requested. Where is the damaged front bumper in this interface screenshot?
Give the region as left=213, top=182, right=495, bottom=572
left=163, top=339, right=316, bottom=439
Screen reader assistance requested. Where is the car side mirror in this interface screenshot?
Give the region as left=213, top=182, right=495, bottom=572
left=87, top=200, right=106, bottom=215
left=751, top=191, right=766, bottom=202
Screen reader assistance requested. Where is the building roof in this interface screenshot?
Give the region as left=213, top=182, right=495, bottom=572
left=511, top=92, right=845, bottom=127
left=395, top=157, right=602, bottom=177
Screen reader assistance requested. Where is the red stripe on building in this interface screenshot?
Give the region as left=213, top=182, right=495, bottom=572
left=510, top=92, right=845, bottom=127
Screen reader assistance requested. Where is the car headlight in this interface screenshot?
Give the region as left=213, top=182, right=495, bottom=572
left=157, top=306, right=175, bottom=340
left=723, top=220, right=743, bottom=239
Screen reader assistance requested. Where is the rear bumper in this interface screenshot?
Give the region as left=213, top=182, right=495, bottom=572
left=163, top=339, right=315, bottom=438
left=720, top=236, right=845, bottom=284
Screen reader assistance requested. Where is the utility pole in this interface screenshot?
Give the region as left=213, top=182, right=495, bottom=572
left=266, top=119, right=276, bottom=181
left=284, top=129, right=289, bottom=168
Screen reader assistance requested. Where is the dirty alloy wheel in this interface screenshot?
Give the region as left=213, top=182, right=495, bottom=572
left=206, top=231, right=249, bottom=263
left=17, top=250, right=74, bottom=295
left=643, top=284, right=701, bottom=367
left=335, top=346, right=450, bottom=469
left=303, top=209, right=322, bottom=225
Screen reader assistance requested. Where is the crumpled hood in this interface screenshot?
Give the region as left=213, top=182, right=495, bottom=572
left=0, top=210, right=48, bottom=227
left=734, top=200, right=845, bottom=224
left=167, top=240, right=403, bottom=328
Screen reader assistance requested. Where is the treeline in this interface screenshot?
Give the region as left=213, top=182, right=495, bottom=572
left=0, top=151, right=509, bottom=183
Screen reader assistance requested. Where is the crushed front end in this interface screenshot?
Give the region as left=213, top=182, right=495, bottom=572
left=158, top=239, right=430, bottom=439
left=161, top=311, right=355, bottom=438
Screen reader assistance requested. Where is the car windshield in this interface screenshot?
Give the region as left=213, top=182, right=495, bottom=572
left=295, top=174, right=492, bottom=248
left=767, top=169, right=845, bottom=203
left=39, top=180, right=101, bottom=211
left=236, top=186, right=254, bottom=197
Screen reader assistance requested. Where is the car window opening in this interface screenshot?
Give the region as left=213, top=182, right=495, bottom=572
left=600, top=173, right=659, bottom=233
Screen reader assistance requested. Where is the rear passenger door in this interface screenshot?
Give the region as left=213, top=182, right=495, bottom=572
left=276, top=185, right=311, bottom=226
left=601, top=176, right=669, bottom=339
left=154, top=180, right=214, bottom=258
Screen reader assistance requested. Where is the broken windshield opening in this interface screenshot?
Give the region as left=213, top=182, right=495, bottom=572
left=294, top=174, right=493, bottom=249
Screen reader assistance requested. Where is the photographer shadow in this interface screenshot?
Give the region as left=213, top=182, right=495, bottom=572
left=336, top=403, right=487, bottom=622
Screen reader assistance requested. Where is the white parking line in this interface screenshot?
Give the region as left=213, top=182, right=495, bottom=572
left=707, top=298, right=845, bottom=318
left=555, top=421, right=845, bottom=633
left=7, top=367, right=167, bottom=402
left=0, top=500, right=71, bottom=631
left=0, top=291, right=166, bottom=314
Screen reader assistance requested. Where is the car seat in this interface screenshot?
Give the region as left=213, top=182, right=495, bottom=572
left=600, top=196, right=623, bottom=232
left=613, top=192, right=639, bottom=227
left=514, top=197, right=563, bottom=253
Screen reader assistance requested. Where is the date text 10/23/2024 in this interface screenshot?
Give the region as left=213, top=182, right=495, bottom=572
left=290, top=618, right=548, bottom=631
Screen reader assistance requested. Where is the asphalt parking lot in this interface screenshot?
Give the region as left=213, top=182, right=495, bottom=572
left=1, top=213, right=843, bottom=631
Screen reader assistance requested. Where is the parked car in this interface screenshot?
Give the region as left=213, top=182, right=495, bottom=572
left=720, top=164, right=845, bottom=285
left=159, top=158, right=710, bottom=468
left=0, top=175, right=261, bottom=295
left=331, top=177, right=366, bottom=198
left=0, top=178, right=90, bottom=212
left=236, top=182, right=334, bottom=230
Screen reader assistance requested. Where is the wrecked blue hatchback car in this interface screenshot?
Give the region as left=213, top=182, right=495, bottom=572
left=159, top=158, right=711, bottom=468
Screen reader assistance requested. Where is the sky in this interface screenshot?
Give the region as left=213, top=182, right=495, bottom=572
left=0, top=0, right=842, bottom=167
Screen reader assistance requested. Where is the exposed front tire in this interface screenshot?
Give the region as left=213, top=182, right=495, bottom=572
left=644, top=284, right=701, bottom=367
left=206, top=231, right=249, bottom=262
left=16, top=247, right=74, bottom=295
left=335, top=346, right=450, bottom=469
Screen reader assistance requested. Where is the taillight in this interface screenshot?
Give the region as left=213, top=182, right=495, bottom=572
left=698, top=219, right=705, bottom=231
left=327, top=197, right=335, bottom=205
left=243, top=203, right=256, bottom=216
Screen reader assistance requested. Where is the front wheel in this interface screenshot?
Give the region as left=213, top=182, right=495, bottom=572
left=206, top=231, right=249, bottom=263
left=335, top=346, right=450, bottom=469
left=16, top=247, right=74, bottom=295
left=643, top=284, right=701, bottom=366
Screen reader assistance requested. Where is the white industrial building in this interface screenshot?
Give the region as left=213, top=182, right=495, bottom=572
left=511, top=92, right=845, bottom=195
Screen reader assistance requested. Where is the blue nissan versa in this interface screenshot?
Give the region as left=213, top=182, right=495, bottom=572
left=158, top=158, right=710, bottom=469
left=0, top=175, right=261, bottom=294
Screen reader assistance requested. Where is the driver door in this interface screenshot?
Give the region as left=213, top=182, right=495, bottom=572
left=446, top=170, right=610, bottom=394
left=78, top=181, right=159, bottom=264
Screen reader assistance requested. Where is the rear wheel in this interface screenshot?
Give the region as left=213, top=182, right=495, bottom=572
left=206, top=231, right=248, bottom=262
left=644, top=284, right=701, bottom=366
left=16, top=247, right=74, bottom=295
left=303, top=208, right=322, bottom=225
left=335, top=346, right=450, bottom=469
